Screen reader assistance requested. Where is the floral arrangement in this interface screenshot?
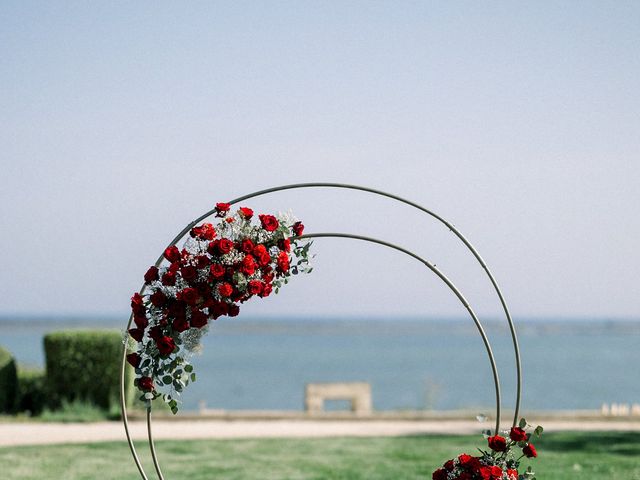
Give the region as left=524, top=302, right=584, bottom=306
left=432, top=418, right=543, bottom=480
left=126, top=203, right=313, bottom=413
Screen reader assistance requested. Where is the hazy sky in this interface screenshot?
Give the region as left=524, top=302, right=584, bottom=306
left=1, top=1, right=639, bottom=320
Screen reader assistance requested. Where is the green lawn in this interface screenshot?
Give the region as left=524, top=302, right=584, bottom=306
left=2, top=432, right=639, bottom=479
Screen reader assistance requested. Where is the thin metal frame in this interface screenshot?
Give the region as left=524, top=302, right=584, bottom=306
left=120, top=183, right=521, bottom=480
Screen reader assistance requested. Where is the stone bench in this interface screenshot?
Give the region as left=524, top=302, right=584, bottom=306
left=305, top=382, right=372, bottom=415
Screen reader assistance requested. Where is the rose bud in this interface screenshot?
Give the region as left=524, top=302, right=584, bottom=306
left=523, top=443, right=537, bottom=458
left=128, top=328, right=144, bottom=342
left=239, top=207, right=253, bottom=219
left=130, top=293, right=146, bottom=315
left=292, top=221, right=304, bottom=237
left=133, top=311, right=148, bottom=329
left=215, top=202, right=231, bottom=217
left=144, top=266, right=159, bottom=283
left=126, top=352, right=141, bottom=368
left=138, top=376, right=154, bottom=392
left=509, top=426, right=528, bottom=442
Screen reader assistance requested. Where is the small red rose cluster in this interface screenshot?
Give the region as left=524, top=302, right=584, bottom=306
left=432, top=420, right=542, bottom=480
left=126, top=203, right=312, bottom=413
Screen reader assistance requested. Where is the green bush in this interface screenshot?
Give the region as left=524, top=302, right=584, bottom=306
left=44, top=330, right=133, bottom=411
left=0, top=346, right=18, bottom=413
left=16, top=368, right=47, bottom=415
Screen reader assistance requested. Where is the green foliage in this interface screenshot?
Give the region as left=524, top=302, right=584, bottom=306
left=0, top=345, right=18, bottom=413
left=44, top=330, right=133, bottom=411
left=16, top=368, right=47, bottom=415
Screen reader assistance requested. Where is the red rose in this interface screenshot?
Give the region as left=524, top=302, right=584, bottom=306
left=177, top=287, right=199, bottom=306
left=156, top=335, right=176, bottom=356
left=144, top=266, right=159, bottom=283
left=172, top=315, right=190, bottom=332
left=259, top=214, right=279, bottom=231
left=133, top=311, right=148, bottom=329
left=261, top=282, right=273, bottom=297
left=180, top=265, right=198, bottom=282
left=241, top=255, right=256, bottom=275
left=276, top=251, right=290, bottom=272
left=209, top=263, right=225, bottom=279
left=509, top=426, right=527, bottom=442
left=479, top=466, right=503, bottom=480
left=126, top=352, right=141, bottom=368
left=488, top=435, right=507, bottom=452
left=138, top=376, right=154, bottom=392
left=292, top=221, right=304, bottom=236
left=190, top=309, right=208, bottom=328
left=215, top=202, right=231, bottom=216
left=128, top=328, right=144, bottom=342
left=507, top=469, right=519, bottom=478
left=458, top=473, right=473, bottom=480
left=130, top=293, right=145, bottom=315
left=239, top=207, right=253, bottom=219
left=218, top=238, right=234, bottom=254
left=432, top=468, right=448, bottom=480
left=444, top=459, right=454, bottom=471
left=148, top=325, right=164, bottom=340
left=164, top=245, right=181, bottom=262
left=240, top=238, right=255, bottom=253
left=227, top=303, right=240, bottom=317
left=149, top=290, right=167, bottom=307
left=194, top=255, right=209, bottom=269
left=457, top=454, right=475, bottom=469
left=209, top=301, right=229, bottom=319
left=218, top=282, right=233, bottom=297
left=161, top=271, right=176, bottom=286
left=190, top=222, right=216, bottom=240
left=279, top=238, right=291, bottom=252
left=247, top=280, right=264, bottom=295
left=523, top=443, right=537, bottom=458
left=207, top=240, right=219, bottom=256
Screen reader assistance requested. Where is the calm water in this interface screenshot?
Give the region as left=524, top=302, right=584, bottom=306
left=2, top=317, right=639, bottom=413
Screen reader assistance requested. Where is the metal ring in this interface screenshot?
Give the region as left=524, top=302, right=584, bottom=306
left=120, top=183, right=520, bottom=479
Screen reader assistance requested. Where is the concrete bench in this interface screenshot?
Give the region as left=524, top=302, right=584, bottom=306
left=305, top=382, right=372, bottom=415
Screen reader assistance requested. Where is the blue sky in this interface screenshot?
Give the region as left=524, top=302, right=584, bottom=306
left=1, top=1, right=639, bottom=319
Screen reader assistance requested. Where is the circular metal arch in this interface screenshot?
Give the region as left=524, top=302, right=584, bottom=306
left=120, top=183, right=521, bottom=480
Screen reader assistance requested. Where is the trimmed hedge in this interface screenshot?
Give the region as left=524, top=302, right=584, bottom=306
left=44, top=330, right=132, bottom=410
left=17, top=368, right=47, bottom=415
left=0, top=346, right=18, bottom=413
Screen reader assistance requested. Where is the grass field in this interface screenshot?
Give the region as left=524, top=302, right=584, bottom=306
left=2, top=432, right=639, bottom=479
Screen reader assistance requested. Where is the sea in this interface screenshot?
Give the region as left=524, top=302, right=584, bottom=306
left=2, top=316, right=639, bottom=414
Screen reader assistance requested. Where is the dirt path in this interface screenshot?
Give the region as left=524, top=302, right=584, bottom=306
left=2, top=419, right=640, bottom=447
